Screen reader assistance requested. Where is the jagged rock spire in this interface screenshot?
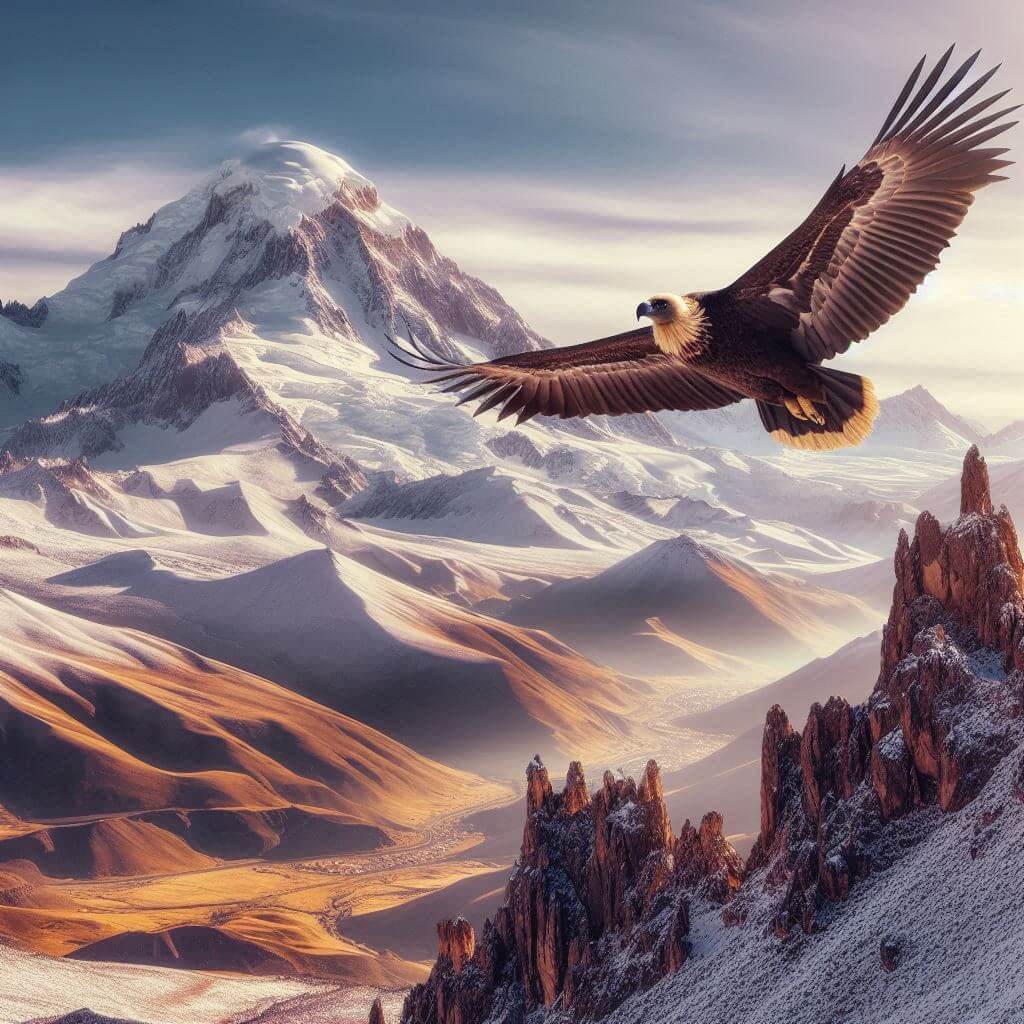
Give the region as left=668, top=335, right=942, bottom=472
left=403, top=756, right=739, bottom=1023
left=368, top=996, right=386, bottom=1024
left=960, top=443, right=993, bottom=516
left=437, top=917, right=475, bottom=974
left=525, top=754, right=553, bottom=814
left=749, top=446, right=1023, bottom=935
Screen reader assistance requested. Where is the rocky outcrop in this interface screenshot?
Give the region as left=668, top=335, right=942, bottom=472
left=675, top=811, right=744, bottom=902
left=437, top=917, right=476, bottom=975
left=404, top=447, right=1023, bottom=1022
left=1, top=297, right=48, bottom=328
left=109, top=211, right=155, bottom=260
left=752, top=446, right=1022, bottom=936
left=879, top=935, right=900, bottom=972
left=880, top=445, right=1024, bottom=678
left=368, top=996, right=387, bottom=1024
left=0, top=360, right=22, bottom=394
left=402, top=757, right=740, bottom=1023
left=107, top=279, right=147, bottom=320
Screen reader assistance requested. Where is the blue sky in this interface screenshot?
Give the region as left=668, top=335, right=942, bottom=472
left=3, top=0, right=1022, bottom=420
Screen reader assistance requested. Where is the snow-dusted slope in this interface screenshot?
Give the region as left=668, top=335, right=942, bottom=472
left=611, top=741, right=1024, bottom=1024
left=502, top=533, right=880, bottom=677
left=868, top=385, right=983, bottom=453
left=987, top=419, right=1024, bottom=455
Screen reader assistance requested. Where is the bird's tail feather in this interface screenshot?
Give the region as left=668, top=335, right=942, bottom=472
left=757, top=367, right=879, bottom=452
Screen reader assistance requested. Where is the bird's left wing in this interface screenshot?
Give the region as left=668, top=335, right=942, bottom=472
left=726, top=47, right=1016, bottom=362
left=386, top=325, right=744, bottom=425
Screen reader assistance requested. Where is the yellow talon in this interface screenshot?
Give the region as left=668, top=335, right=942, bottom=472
left=784, top=397, right=808, bottom=421
left=797, top=396, right=826, bottom=426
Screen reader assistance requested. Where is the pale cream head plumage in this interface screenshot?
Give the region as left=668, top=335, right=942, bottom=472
left=636, top=293, right=707, bottom=358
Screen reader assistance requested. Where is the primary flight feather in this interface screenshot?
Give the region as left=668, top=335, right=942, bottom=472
left=389, top=48, right=1016, bottom=452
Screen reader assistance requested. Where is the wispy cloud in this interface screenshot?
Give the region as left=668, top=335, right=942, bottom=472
left=235, top=124, right=294, bottom=148
left=0, top=150, right=205, bottom=301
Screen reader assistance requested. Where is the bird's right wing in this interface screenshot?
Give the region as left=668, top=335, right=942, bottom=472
left=726, top=47, right=1016, bottom=362
left=387, top=325, right=744, bottom=425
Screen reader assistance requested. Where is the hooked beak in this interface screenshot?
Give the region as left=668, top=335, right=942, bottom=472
left=636, top=301, right=654, bottom=321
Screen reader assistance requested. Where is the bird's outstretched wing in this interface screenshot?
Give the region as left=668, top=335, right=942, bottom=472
left=727, top=47, right=1017, bottom=361
left=386, top=325, right=743, bottom=425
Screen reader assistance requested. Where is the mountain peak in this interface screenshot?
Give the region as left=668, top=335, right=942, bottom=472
left=216, top=140, right=410, bottom=235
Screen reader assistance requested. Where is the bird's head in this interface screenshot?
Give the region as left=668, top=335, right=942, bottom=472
left=636, top=293, right=690, bottom=325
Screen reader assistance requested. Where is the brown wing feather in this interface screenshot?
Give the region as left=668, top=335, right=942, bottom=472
left=386, top=326, right=744, bottom=426
left=728, top=48, right=1016, bottom=361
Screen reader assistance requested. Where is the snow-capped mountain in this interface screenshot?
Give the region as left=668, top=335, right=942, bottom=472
left=868, top=384, right=984, bottom=453
left=987, top=418, right=1024, bottom=455
left=671, top=384, right=986, bottom=457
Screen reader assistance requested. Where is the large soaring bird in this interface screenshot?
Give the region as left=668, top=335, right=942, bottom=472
left=389, top=49, right=1015, bottom=451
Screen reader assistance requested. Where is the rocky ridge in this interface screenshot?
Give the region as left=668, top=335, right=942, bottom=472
left=400, top=758, right=740, bottom=1023
left=401, top=446, right=1024, bottom=1023
left=0, top=298, right=48, bottom=328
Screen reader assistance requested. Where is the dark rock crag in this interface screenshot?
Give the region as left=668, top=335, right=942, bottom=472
left=402, top=447, right=1023, bottom=1022
left=1, top=297, right=48, bottom=328
left=751, top=445, right=1022, bottom=936
left=368, top=996, right=387, bottom=1024
left=401, top=757, right=740, bottom=1023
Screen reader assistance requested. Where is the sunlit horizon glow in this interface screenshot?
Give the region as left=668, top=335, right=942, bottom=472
left=2, top=0, right=1021, bottom=425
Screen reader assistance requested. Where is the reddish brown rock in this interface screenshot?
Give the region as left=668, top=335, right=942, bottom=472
left=751, top=447, right=1022, bottom=938
left=563, top=760, right=590, bottom=815
left=438, top=918, right=475, bottom=974
left=881, top=447, right=1024, bottom=679
left=800, top=697, right=870, bottom=821
left=748, top=705, right=802, bottom=870
left=526, top=755, right=554, bottom=814
left=368, top=996, right=386, bottom=1024
left=676, top=812, right=744, bottom=902
left=405, top=448, right=1024, bottom=1023
left=403, top=757, right=713, bottom=1024
left=961, top=444, right=994, bottom=516
left=880, top=936, right=900, bottom=972
left=870, top=728, right=917, bottom=820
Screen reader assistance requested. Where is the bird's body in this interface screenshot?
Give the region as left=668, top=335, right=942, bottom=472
left=389, top=48, right=1015, bottom=451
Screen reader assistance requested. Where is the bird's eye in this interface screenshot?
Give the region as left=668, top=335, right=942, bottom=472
left=654, top=300, right=667, bottom=309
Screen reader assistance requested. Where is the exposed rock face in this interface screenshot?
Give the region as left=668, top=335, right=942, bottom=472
left=675, top=811, right=744, bottom=902
left=368, top=996, right=387, bottom=1024
left=1, top=302, right=364, bottom=498
left=438, top=917, right=476, bottom=974
left=748, top=704, right=802, bottom=868
left=108, top=279, right=146, bottom=320
left=0, top=360, right=23, bottom=394
left=752, top=446, right=1022, bottom=936
left=402, top=758, right=741, bottom=1023
left=109, top=212, right=155, bottom=260
left=0, top=297, right=48, bottom=328
left=879, top=936, right=900, bottom=972
left=314, top=183, right=545, bottom=359
left=881, top=445, right=1024, bottom=679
